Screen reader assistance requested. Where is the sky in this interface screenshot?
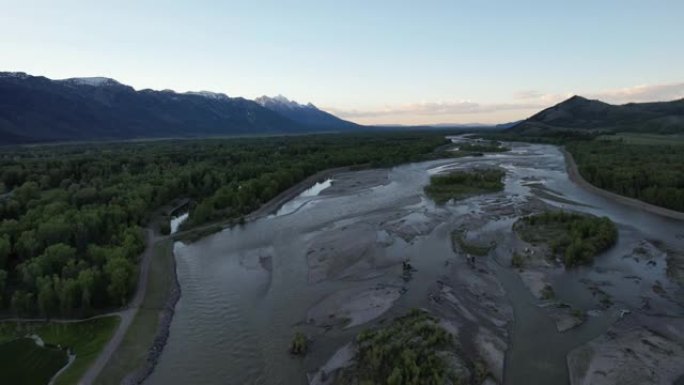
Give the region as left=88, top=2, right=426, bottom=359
left=1, top=0, right=683, bottom=125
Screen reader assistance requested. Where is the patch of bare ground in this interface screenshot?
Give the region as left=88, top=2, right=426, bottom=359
left=568, top=314, right=684, bottom=385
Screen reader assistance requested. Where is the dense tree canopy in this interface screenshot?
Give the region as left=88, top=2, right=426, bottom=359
left=0, top=133, right=448, bottom=316
left=337, top=309, right=458, bottom=385
left=566, top=140, right=684, bottom=212
left=515, top=211, right=618, bottom=267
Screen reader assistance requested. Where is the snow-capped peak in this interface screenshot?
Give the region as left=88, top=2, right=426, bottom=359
left=62, top=77, right=122, bottom=87
left=185, top=91, right=230, bottom=101
left=0, top=71, right=30, bottom=79
left=255, top=95, right=314, bottom=110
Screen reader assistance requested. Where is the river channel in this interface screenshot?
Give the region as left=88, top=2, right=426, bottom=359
left=147, top=139, right=684, bottom=385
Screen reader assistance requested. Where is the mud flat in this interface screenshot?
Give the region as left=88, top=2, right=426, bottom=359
left=568, top=314, right=684, bottom=385
left=306, top=286, right=402, bottom=328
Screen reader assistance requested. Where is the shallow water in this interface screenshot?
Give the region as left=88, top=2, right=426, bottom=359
left=169, top=212, right=189, bottom=234
left=146, top=142, right=683, bottom=385
left=272, top=178, right=333, bottom=217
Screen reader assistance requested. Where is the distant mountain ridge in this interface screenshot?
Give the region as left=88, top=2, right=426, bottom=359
left=509, top=95, right=684, bottom=135
left=0, top=72, right=359, bottom=144
left=255, top=95, right=358, bottom=130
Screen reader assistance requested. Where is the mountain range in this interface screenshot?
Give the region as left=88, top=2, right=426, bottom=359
left=509, top=95, right=684, bottom=135
left=2, top=72, right=684, bottom=145
left=255, top=95, right=358, bottom=130
left=0, top=72, right=359, bottom=144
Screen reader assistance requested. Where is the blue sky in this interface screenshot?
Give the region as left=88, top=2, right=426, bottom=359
left=1, top=0, right=683, bottom=124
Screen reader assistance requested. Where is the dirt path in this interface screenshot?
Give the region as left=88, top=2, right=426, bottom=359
left=0, top=228, right=162, bottom=385
left=78, top=229, right=162, bottom=385
left=561, top=147, right=684, bottom=221
left=80, top=170, right=351, bottom=383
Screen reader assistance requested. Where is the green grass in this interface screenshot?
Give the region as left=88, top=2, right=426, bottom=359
left=0, top=316, right=120, bottom=385
left=0, top=338, right=68, bottom=385
left=425, top=168, right=505, bottom=204
left=598, top=132, right=684, bottom=145
left=95, top=239, right=174, bottom=385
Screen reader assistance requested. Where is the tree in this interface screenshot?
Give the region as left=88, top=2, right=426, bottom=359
left=0, top=235, right=10, bottom=269
left=0, top=269, right=7, bottom=305
left=56, top=277, right=80, bottom=316
left=14, top=181, right=40, bottom=206
left=387, top=367, right=403, bottom=385
left=77, top=268, right=97, bottom=311
left=11, top=290, right=35, bottom=316
left=105, top=257, right=134, bottom=306
left=37, top=276, right=57, bottom=318
left=16, top=230, right=41, bottom=260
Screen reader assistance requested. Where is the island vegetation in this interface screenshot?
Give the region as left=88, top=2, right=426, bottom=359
left=514, top=211, right=618, bottom=267
left=455, top=141, right=509, bottom=154
left=289, top=332, right=308, bottom=356
left=335, top=309, right=461, bottom=385
left=0, top=133, right=450, bottom=317
left=451, top=229, right=494, bottom=257
left=425, top=168, right=505, bottom=204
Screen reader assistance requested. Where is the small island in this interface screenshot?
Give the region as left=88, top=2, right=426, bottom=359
left=332, top=309, right=467, bottom=385
left=514, top=211, right=618, bottom=267
left=425, top=168, right=505, bottom=204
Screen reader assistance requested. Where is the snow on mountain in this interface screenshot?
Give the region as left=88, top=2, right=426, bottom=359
left=185, top=91, right=231, bottom=101
left=255, top=95, right=313, bottom=110
left=0, top=72, right=30, bottom=79
left=61, top=77, right=122, bottom=87
left=255, top=95, right=357, bottom=130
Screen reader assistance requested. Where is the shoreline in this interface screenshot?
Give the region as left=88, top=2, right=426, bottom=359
left=561, top=147, right=684, bottom=221
left=171, top=165, right=359, bottom=241
left=122, top=241, right=181, bottom=385
left=121, top=144, right=683, bottom=385
left=246, top=165, right=356, bottom=221
left=124, top=165, right=355, bottom=384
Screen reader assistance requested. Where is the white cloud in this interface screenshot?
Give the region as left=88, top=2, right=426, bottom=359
left=326, top=100, right=543, bottom=119
left=588, top=82, right=684, bottom=104
left=513, top=82, right=684, bottom=106
left=324, top=81, right=684, bottom=125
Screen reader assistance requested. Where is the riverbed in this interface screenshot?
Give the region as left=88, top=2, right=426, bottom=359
left=146, top=140, right=684, bottom=385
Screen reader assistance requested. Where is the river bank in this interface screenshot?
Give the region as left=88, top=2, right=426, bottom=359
left=143, top=139, right=683, bottom=385
left=561, top=147, right=684, bottom=221
left=111, top=166, right=364, bottom=384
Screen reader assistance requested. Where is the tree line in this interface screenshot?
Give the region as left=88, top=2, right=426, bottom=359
left=566, top=140, right=684, bottom=212
left=0, top=133, right=448, bottom=317
left=517, top=211, right=618, bottom=267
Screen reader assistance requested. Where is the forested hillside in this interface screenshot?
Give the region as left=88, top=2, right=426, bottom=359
left=509, top=96, right=684, bottom=136
left=0, top=134, right=447, bottom=317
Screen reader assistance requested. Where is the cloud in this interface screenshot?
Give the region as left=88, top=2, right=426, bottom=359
left=513, top=82, right=684, bottom=106
left=513, top=90, right=544, bottom=100
left=327, top=100, right=543, bottom=119
left=325, top=81, right=684, bottom=124
left=513, top=90, right=572, bottom=105
left=588, top=82, right=684, bottom=104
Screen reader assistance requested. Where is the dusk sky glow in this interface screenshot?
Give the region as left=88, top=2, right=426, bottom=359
left=2, top=0, right=683, bottom=125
